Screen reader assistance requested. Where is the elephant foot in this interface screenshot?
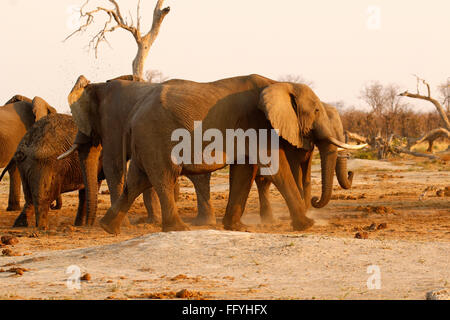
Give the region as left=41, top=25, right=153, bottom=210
left=223, top=220, right=249, bottom=232
left=7, top=204, right=21, bottom=211
left=192, top=214, right=216, bottom=226
left=162, top=220, right=190, bottom=232
left=292, top=217, right=315, bottom=231
left=100, top=218, right=121, bottom=235
left=99, top=211, right=123, bottom=235
left=13, top=218, right=29, bottom=228
left=260, top=214, right=276, bottom=225
left=74, top=218, right=84, bottom=227
left=145, top=215, right=161, bottom=225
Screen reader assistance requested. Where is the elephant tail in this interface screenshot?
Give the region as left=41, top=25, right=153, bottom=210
left=0, top=160, right=14, bottom=182
left=122, top=125, right=130, bottom=191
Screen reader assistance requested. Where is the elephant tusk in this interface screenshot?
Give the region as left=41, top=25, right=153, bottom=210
left=57, top=144, right=79, bottom=160
left=327, top=137, right=368, bottom=150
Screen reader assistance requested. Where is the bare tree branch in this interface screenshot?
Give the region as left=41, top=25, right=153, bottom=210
left=64, top=0, right=170, bottom=78
left=399, top=90, right=450, bottom=131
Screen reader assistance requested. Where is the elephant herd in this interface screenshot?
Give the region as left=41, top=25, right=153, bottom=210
left=0, top=74, right=365, bottom=234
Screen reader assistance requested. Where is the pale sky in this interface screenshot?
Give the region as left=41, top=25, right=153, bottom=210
left=1, top=0, right=449, bottom=113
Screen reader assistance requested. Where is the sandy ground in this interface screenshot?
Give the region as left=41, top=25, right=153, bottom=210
left=0, top=157, right=449, bottom=300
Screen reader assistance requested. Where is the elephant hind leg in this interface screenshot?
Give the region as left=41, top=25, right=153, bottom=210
left=143, top=187, right=161, bottom=224
left=189, top=173, right=216, bottom=226
left=7, top=165, right=21, bottom=211
left=223, top=164, right=257, bottom=231
left=100, top=161, right=151, bottom=235
left=150, top=171, right=189, bottom=232
left=255, top=176, right=275, bottom=224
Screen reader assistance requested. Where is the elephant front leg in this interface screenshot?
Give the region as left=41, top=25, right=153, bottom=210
left=264, top=150, right=314, bottom=231
left=7, top=165, right=21, bottom=211
left=13, top=179, right=34, bottom=227
left=223, top=164, right=257, bottom=231
left=189, top=173, right=216, bottom=226
left=13, top=203, right=34, bottom=227
left=74, top=189, right=87, bottom=226
left=255, top=176, right=275, bottom=224
left=33, top=200, right=51, bottom=230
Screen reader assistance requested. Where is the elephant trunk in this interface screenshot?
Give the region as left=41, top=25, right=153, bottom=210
left=311, top=142, right=337, bottom=208
left=78, top=144, right=101, bottom=226
left=335, top=153, right=353, bottom=189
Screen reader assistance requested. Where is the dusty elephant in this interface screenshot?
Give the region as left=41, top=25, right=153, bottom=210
left=95, top=74, right=364, bottom=234
left=3, top=114, right=103, bottom=229
left=254, top=103, right=360, bottom=223
left=0, top=95, right=57, bottom=211
left=59, top=75, right=215, bottom=226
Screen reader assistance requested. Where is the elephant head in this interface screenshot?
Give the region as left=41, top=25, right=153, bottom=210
left=57, top=75, right=103, bottom=225
left=258, top=83, right=365, bottom=208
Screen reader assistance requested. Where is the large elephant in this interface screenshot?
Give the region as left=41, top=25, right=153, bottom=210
left=254, top=103, right=357, bottom=223
left=1, top=114, right=103, bottom=228
left=59, top=75, right=215, bottom=226
left=95, top=74, right=364, bottom=234
left=0, top=95, right=57, bottom=211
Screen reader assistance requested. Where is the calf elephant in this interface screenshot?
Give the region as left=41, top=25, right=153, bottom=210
left=59, top=75, right=214, bottom=226
left=0, top=95, right=57, bottom=211
left=94, top=74, right=364, bottom=234
left=2, top=114, right=103, bottom=229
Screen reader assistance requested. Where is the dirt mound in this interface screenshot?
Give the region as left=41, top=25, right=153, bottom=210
left=0, top=230, right=448, bottom=300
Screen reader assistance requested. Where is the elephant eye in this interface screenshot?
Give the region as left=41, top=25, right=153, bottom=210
left=289, top=94, right=298, bottom=113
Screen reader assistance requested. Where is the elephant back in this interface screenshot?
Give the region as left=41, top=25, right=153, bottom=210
left=16, top=114, right=77, bottom=160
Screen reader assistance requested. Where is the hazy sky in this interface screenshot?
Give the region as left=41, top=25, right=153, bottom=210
left=1, top=0, right=449, bottom=113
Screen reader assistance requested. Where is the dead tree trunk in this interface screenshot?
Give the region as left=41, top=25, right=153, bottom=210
left=399, top=78, right=450, bottom=131
left=66, top=0, right=170, bottom=79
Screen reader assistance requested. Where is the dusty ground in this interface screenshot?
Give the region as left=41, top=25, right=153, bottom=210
left=0, top=155, right=449, bottom=300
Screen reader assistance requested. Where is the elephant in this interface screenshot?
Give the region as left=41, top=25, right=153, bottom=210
left=1, top=114, right=103, bottom=229
left=254, top=103, right=357, bottom=223
left=94, top=74, right=364, bottom=234
left=59, top=75, right=215, bottom=226
left=0, top=95, right=57, bottom=211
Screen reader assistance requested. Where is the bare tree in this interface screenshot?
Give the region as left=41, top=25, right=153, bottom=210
left=145, top=69, right=168, bottom=83
left=65, top=0, right=170, bottom=78
left=360, top=81, right=386, bottom=116
left=359, top=82, right=408, bottom=139
left=278, top=74, right=314, bottom=88
left=399, top=75, right=450, bottom=131
left=437, top=81, right=450, bottom=114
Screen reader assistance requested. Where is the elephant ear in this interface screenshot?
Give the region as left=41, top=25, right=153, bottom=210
left=32, top=96, right=56, bottom=121
left=68, top=75, right=93, bottom=137
left=258, top=83, right=303, bottom=148
left=5, top=94, right=32, bottom=105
